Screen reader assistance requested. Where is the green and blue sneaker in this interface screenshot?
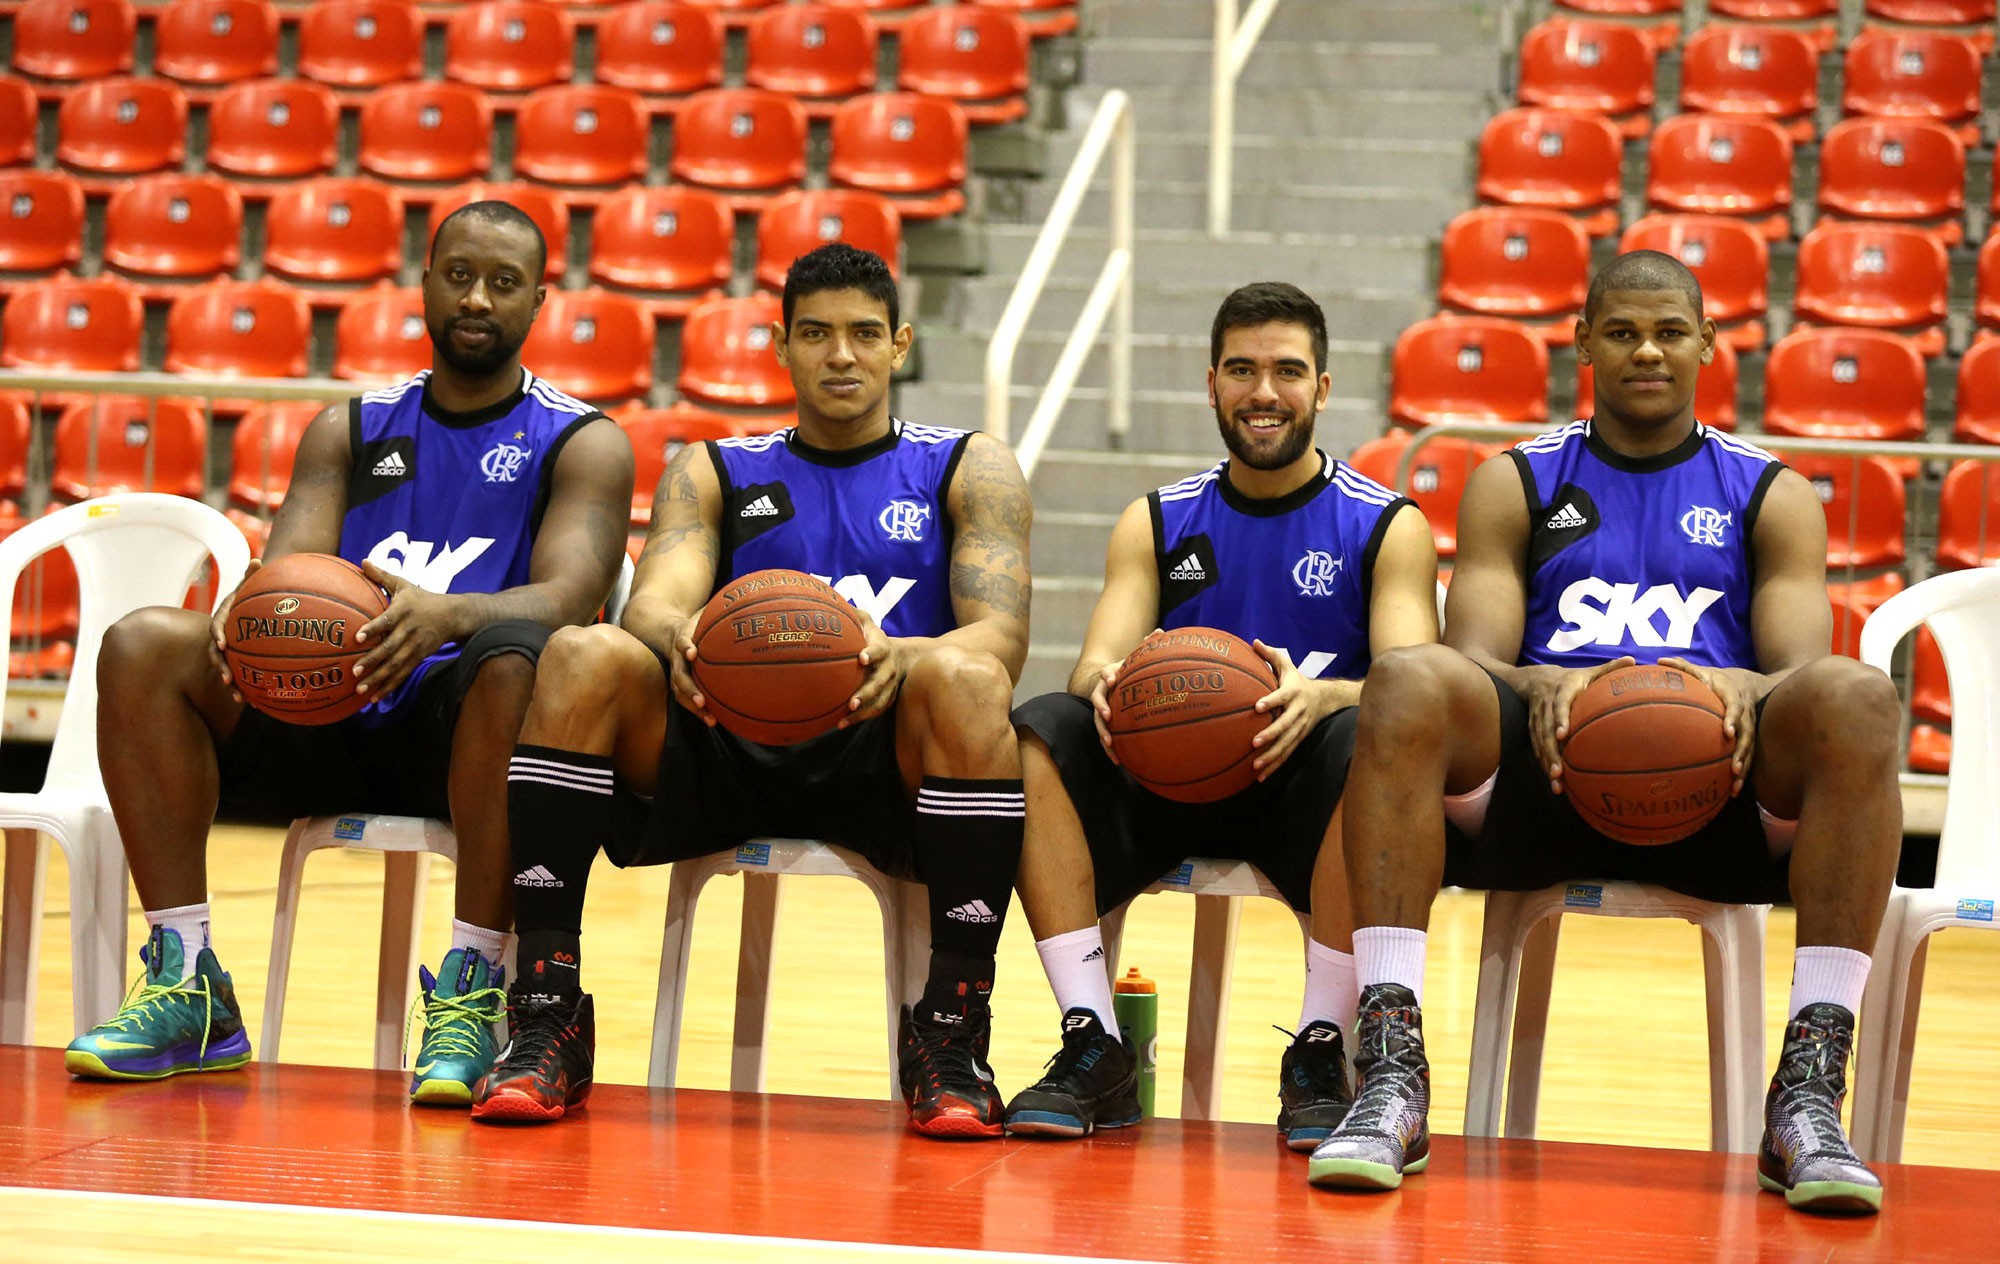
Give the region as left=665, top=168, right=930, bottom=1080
left=408, top=947, right=507, bottom=1106
left=65, top=926, right=252, bottom=1080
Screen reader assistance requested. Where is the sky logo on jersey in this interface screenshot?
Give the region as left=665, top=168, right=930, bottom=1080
left=1291, top=549, right=1344, bottom=597
left=363, top=532, right=495, bottom=593
left=811, top=573, right=916, bottom=625
left=1680, top=505, right=1732, bottom=548
left=1548, top=579, right=1724, bottom=653
left=480, top=441, right=533, bottom=484
left=878, top=499, right=930, bottom=543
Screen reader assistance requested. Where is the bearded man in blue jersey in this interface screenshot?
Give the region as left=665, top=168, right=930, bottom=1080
left=1309, top=251, right=1902, bottom=1215
left=68, top=203, right=635, bottom=1106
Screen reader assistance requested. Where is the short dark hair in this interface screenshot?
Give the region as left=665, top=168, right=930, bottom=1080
left=1210, top=282, right=1329, bottom=375
left=782, top=242, right=899, bottom=330
left=1583, top=249, right=1704, bottom=324
left=430, top=200, right=548, bottom=282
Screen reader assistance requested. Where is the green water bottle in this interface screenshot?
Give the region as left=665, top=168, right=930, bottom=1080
left=1113, top=966, right=1158, bottom=1116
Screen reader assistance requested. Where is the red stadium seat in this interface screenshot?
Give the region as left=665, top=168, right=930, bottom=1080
left=755, top=189, right=902, bottom=290
left=1793, top=222, right=1949, bottom=355
left=1868, top=0, right=1994, bottom=24
left=0, top=397, right=29, bottom=500
left=896, top=7, right=1032, bottom=125
left=1710, top=0, right=1836, bottom=16
left=152, top=0, right=281, bottom=88
left=1678, top=24, right=1819, bottom=140
left=1816, top=117, right=1965, bottom=246
left=12, top=0, right=136, bottom=82
left=668, top=88, right=809, bottom=210
left=824, top=0, right=929, bottom=15
left=1842, top=30, right=1983, bottom=142
left=1954, top=337, right=2000, bottom=444
left=1910, top=626, right=1950, bottom=725
left=619, top=404, right=742, bottom=524
left=677, top=292, right=792, bottom=407
left=1, top=79, right=36, bottom=167
left=1907, top=723, right=1950, bottom=774
left=514, top=85, right=651, bottom=190
left=357, top=82, right=494, bottom=184
left=7, top=528, right=81, bottom=643
left=1347, top=431, right=1496, bottom=559
left=1388, top=316, right=1550, bottom=428
left=1576, top=336, right=1739, bottom=429
left=1516, top=20, right=1657, bottom=137
left=1474, top=107, right=1623, bottom=237
left=964, top=0, right=1076, bottom=37
left=520, top=289, right=655, bottom=404
left=595, top=3, right=726, bottom=103
left=205, top=79, right=340, bottom=181
left=1644, top=114, right=1793, bottom=240
left=1618, top=214, right=1770, bottom=350
left=102, top=172, right=244, bottom=282
left=827, top=92, right=969, bottom=220
left=164, top=279, right=313, bottom=380
left=1762, top=327, right=1926, bottom=441
left=334, top=285, right=429, bottom=381
left=1936, top=460, right=2000, bottom=569
left=1787, top=453, right=1907, bottom=569
left=680, top=0, right=782, bottom=25
left=427, top=183, right=571, bottom=280
left=50, top=395, right=208, bottom=499
left=0, top=275, right=144, bottom=373
left=0, top=170, right=87, bottom=275
left=745, top=5, right=876, bottom=115
left=1977, top=228, right=2000, bottom=337
left=57, top=78, right=188, bottom=178
left=1436, top=207, right=1592, bottom=344
left=587, top=185, right=735, bottom=317
left=296, top=0, right=426, bottom=90
left=228, top=399, right=320, bottom=509
left=262, top=177, right=406, bottom=285
left=444, top=2, right=575, bottom=93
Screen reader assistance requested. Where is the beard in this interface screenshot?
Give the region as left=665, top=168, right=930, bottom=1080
left=1214, top=404, right=1316, bottom=471
left=428, top=315, right=526, bottom=378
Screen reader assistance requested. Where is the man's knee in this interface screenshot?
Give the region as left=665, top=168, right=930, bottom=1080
left=99, top=606, right=215, bottom=702
left=1782, top=656, right=1903, bottom=766
left=902, top=646, right=1015, bottom=754
left=1357, top=644, right=1473, bottom=743
left=529, top=624, right=654, bottom=718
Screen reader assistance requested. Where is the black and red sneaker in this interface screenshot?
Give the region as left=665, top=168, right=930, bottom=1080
left=471, top=988, right=595, bottom=1124
left=898, top=1002, right=1005, bottom=1139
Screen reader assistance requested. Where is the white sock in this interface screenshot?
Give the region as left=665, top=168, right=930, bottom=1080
left=1300, top=939, right=1358, bottom=1034
left=450, top=919, right=510, bottom=969
left=145, top=902, right=212, bottom=983
left=1034, top=926, right=1121, bottom=1041
left=1789, top=946, right=1871, bottom=1018
left=1352, top=926, right=1428, bottom=1005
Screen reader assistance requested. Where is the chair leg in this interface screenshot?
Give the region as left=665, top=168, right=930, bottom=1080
left=731, top=872, right=782, bottom=1093
left=82, top=825, right=130, bottom=1030
left=375, top=851, right=430, bottom=1072
left=888, top=879, right=928, bottom=1100
left=1852, top=902, right=1904, bottom=1162
left=260, top=822, right=315, bottom=1064
left=1700, top=910, right=1767, bottom=1154
left=648, top=864, right=712, bottom=1089
left=1464, top=889, right=1526, bottom=1138
left=1, top=831, right=47, bottom=1045
left=1503, top=912, right=1562, bottom=1140
left=1098, top=903, right=1131, bottom=986
left=1180, top=893, right=1241, bottom=1122
left=1883, top=931, right=1931, bottom=1165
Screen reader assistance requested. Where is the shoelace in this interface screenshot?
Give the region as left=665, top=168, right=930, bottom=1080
left=1775, top=1026, right=1858, bottom=1159
left=403, top=985, right=508, bottom=1068
left=1035, top=1022, right=1107, bottom=1086
left=1341, top=1012, right=1424, bottom=1134
left=909, top=1016, right=991, bottom=1096
left=496, top=998, right=575, bottom=1072
left=103, top=970, right=221, bottom=1062
left=1273, top=1024, right=1346, bottom=1098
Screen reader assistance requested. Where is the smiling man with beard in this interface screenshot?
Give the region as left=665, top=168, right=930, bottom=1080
left=67, top=202, right=633, bottom=1110
left=1002, top=282, right=1440, bottom=1147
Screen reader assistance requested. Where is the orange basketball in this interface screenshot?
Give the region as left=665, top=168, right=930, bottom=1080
left=690, top=569, right=867, bottom=745
left=1561, top=664, right=1734, bottom=846
left=222, top=553, right=387, bottom=726
left=1107, top=627, right=1278, bottom=804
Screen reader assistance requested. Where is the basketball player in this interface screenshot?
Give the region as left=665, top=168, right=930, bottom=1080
left=478, top=243, right=1033, bottom=1136
left=1004, top=283, right=1439, bottom=1145
left=66, top=203, right=634, bottom=1107
left=1308, top=252, right=1901, bottom=1214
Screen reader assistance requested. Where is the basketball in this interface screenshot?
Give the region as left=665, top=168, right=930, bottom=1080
left=1107, top=627, right=1279, bottom=804
left=1561, top=664, right=1734, bottom=846
left=691, top=569, right=867, bottom=745
left=222, top=553, right=388, bottom=726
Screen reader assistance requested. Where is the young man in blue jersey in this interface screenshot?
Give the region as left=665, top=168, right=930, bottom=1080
left=478, top=243, right=1035, bottom=1136
left=67, top=203, right=635, bottom=1106
left=1308, top=252, right=1902, bottom=1214
left=1003, top=283, right=1441, bottom=1145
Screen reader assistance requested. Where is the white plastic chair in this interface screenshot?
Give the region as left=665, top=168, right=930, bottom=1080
left=1465, top=881, right=1770, bottom=1152
left=0, top=494, right=250, bottom=1043
left=648, top=837, right=928, bottom=1097
left=1098, top=858, right=1312, bottom=1121
left=1854, top=567, right=2000, bottom=1162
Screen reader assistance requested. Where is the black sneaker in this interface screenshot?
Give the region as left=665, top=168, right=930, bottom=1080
left=471, top=987, right=595, bottom=1124
left=1307, top=984, right=1430, bottom=1191
left=898, top=1001, right=1005, bottom=1139
left=1757, top=1003, right=1882, bottom=1215
left=1277, top=1020, right=1353, bottom=1151
left=1005, top=1009, right=1142, bottom=1138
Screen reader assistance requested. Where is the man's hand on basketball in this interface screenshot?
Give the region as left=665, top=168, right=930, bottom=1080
left=207, top=558, right=262, bottom=701
left=1659, top=657, right=1760, bottom=794
left=1089, top=659, right=1125, bottom=764
left=1249, top=641, right=1330, bottom=780
left=353, top=563, right=462, bottom=698
left=842, top=610, right=902, bottom=727
left=1525, top=657, right=1636, bottom=795
left=666, top=617, right=715, bottom=726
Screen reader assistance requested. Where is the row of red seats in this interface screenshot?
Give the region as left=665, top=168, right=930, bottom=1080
left=1551, top=0, right=1990, bottom=51
left=11, top=0, right=1037, bottom=122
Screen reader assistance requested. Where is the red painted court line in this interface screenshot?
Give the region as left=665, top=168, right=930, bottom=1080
left=2, top=1046, right=1992, bottom=1262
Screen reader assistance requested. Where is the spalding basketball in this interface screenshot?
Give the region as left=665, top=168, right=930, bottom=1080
left=222, top=554, right=388, bottom=726
left=1562, top=664, right=1734, bottom=845
left=691, top=569, right=867, bottom=745
left=1107, top=627, right=1279, bottom=804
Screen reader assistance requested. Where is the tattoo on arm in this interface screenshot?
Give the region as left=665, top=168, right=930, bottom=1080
left=949, top=438, right=1032, bottom=620
left=641, top=445, right=718, bottom=566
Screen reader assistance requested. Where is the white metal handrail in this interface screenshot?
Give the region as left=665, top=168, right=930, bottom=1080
left=984, top=89, right=1134, bottom=480
left=1208, top=0, right=1284, bottom=238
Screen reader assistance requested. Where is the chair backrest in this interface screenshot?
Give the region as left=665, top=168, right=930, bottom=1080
left=0, top=169, right=87, bottom=273
left=1576, top=337, right=1741, bottom=429
left=1475, top=107, right=1623, bottom=213
left=1977, top=234, right=2000, bottom=334
left=334, top=285, right=431, bottom=381
left=0, top=397, right=31, bottom=500
left=828, top=92, right=969, bottom=195
left=1954, top=336, right=2000, bottom=442
left=263, top=176, right=405, bottom=283
left=1679, top=23, right=1818, bottom=120
left=12, top=0, right=137, bottom=80
left=1, top=79, right=37, bottom=167
left=1935, top=460, right=2000, bottom=570
left=1389, top=315, right=1549, bottom=428
left=1645, top=113, right=1793, bottom=217
left=0, top=493, right=250, bottom=798
left=1347, top=430, right=1497, bottom=558
left=520, top=289, right=655, bottom=403
left=57, top=77, right=188, bottom=176
left=588, top=185, right=736, bottom=293
left=427, top=182, right=571, bottom=280
left=228, top=399, right=323, bottom=508
left=1865, top=0, right=1993, bottom=18
left=1786, top=452, right=1907, bottom=569
left=745, top=4, right=877, bottom=98
left=754, top=188, right=901, bottom=290
left=1843, top=29, right=1982, bottom=125
left=514, top=84, right=651, bottom=187
left=51, top=394, right=209, bottom=499
left=1762, top=327, right=1925, bottom=439
left=1710, top=0, right=1835, bottom=13
left=152, top=0, right=281, bottom=85
left=1436, top=206, right=1591, bottom=318
left=357, top=81, right=494, bottom=183
left=0, top=274, right=145, bottom=373
left=444, top=0, right=575, bottom=91
left=677, top=292, right=792, bottom=406
left=1818, top=116, right=1965, bottom=223
left=1859, top=567, right=2000, bottom=888
left=296, top=0, right=426, bottom=88
left=669, top=87, right=810, bottom=192
left=1517, top=19, right=1656, bottom=116
left=206, top=78, right=340, bottom=179
left=102, top=172, right=243, bottom=279
left=164, top=279, right=313, bottom=379
left=896, top=6, right=1031, bottom=117
left=595, top=2, right=725, bottom=96
left=1793, top=221, right=1949, bottom=331
left=1618, top=213, right=1769, bottom=324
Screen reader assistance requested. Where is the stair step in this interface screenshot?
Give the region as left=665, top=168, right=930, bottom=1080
left=920, top=330, right=1391, bottom=397
left=1081, top=85, right=1498, bottom=139
left=1083, top=40, right=1504, bottom=95
left=1015, top=180, right=1468, bottom=237
left=1046, top=132, right=1472, bottom=191
left=981, top=226, right=1436, bottom=292
left=950, top=277, right=1434, bottom=342
left=1090, top=0, right=1508, bottom=45
left=897, top=381, right=1383, bottom=456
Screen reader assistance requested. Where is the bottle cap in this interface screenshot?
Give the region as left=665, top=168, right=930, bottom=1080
left=1113, top=965, right=1156, bottom=994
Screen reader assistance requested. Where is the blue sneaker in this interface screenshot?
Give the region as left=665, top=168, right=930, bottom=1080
left=409, top=947, right=507, bottom=1106
left=66, top=926, right=252, bottom=1080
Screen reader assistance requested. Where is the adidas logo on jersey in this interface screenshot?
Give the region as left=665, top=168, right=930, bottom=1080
left=740, top=494, right=781, bottom=518
left=372, top=451, right=409, bottom=477
left=513, top=865, right=564, bottom=888
left=1169, top=554, right=1206, bottom=581
left=1546, top=502, right=1587, bottom=530
left=945, top=898, right=999, bottom=924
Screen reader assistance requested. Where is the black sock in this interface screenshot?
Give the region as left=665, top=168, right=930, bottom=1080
left=508, top=744, right=613, bottom=997
left=913, top=776, right=1024, bottom=1015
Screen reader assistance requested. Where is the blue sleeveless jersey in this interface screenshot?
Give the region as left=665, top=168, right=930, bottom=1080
left=1149, top=452, right=1408, bottom=682
left=340, top=368, right=603, bottom=723
left=708, top=419, right=970, bottom=638
left=1511, top=419, right=1782, bottom=671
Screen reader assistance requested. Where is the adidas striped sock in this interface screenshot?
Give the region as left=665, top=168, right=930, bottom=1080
left=914, top=777, right=1025, bottom=1012
left=506, top=744, right=614, bottom=992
